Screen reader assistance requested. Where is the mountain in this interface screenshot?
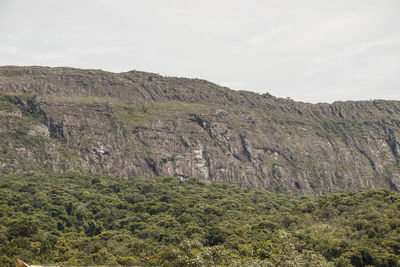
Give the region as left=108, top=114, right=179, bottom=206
left=1, top=65, right=400, bottom=194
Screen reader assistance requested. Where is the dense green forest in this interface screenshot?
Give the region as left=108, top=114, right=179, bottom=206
left=1, top=172, right=400, bottom=266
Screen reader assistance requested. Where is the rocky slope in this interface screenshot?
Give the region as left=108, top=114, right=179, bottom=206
left=1, top=66, right=400, bottom=194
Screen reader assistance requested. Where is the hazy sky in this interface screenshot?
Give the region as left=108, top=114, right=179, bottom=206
left=0, top=0, right=399, bottom=103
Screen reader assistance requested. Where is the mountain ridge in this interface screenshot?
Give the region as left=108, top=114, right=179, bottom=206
left=3, top=65, right=399, bottom=106
left=1, top=65, right=400, bottom=194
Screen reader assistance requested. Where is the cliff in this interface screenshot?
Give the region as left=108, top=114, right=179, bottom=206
left=1, top=66, right=400, bottom=194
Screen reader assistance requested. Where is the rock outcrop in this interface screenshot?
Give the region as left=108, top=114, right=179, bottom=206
left=1, top=66, right=400, bottom=194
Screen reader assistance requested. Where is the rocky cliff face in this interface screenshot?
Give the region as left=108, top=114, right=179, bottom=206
left=1, top=66, right=400, bottom=194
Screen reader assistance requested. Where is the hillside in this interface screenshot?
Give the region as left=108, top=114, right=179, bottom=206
left=1, top=172, right=399, bottom=266
left=1, top=66, right=400, bottom=194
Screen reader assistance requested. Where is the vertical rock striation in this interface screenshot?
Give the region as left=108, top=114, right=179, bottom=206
left=1, top=66, right=400, bottom=194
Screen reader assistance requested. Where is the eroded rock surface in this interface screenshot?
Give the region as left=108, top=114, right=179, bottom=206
left=1, top=66, right=400, bottom=194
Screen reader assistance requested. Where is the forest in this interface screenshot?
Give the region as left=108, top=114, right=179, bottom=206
left=1, top=172, right=400, bottom=266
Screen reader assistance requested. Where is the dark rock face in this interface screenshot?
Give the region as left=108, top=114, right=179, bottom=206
left=1, top=66, right=400, bottom=194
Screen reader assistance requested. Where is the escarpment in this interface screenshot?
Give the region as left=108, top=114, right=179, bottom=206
left=1, top=66, right=400, bottom=194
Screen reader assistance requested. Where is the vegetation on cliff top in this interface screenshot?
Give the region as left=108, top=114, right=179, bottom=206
left=1, top=172, right=400, bottom=266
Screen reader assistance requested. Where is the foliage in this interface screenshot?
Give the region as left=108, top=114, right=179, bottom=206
left=0, top=172, right=399, bottom=266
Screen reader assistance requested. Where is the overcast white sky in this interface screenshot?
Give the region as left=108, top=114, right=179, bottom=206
left=0, top=0, right=399, bottom=103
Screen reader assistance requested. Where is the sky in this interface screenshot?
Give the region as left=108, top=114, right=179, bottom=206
left=0, top=0, right=399, bottom=103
